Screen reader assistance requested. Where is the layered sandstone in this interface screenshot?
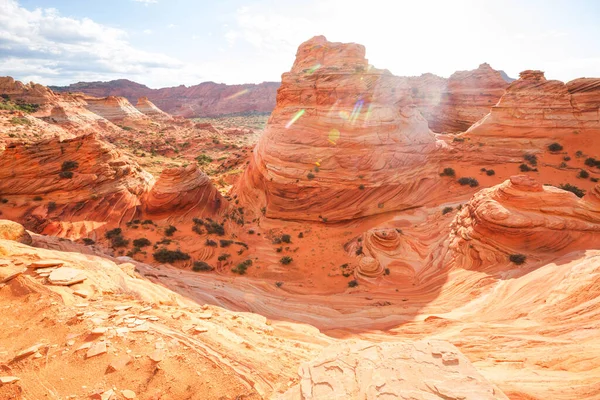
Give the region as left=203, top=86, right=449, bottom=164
left=0, top=134, right=154, bottom=232
left=143, top=164, right=227, bottom=218
left=408, top=63, right=510, bottom=133
left=0, top=76, right=58, bottom=105
left=467, top=70, right=600, bottom=137
left=449, top=175, right=600, bottom=271
left=135, top=97, right=173, bottom=120
left=239, top=36, right=444, bottom=221
left=85, top=96, right=150, bottom=125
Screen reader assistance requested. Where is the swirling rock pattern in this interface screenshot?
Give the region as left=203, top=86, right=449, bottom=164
left=143, top=164, right=227, bottom=218
left=279, top=339, right=507, bottom=400
left=354, top=256, right=383, bottom=278
left=449, top=175, right=600, bottom=271
left=467, top=70, right=600, bottom=137
left=239, top=36, right=444, bottom=221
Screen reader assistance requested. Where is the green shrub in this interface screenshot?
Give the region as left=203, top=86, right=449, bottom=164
left=47, top=201, right=57, bottom=212
left=111, top=236, right=129, bottom=248
left=348, top=280, right=358, bottom=288
left=575, top=151, right=584, bottom=158
left=280, top=256, right=293, bottom=265
left=58, top=171, right=73, bottom=179
left=33, top=196, right=43, bottom=201
left=132, top=238, right=151, bottom=247
left=563, top=156, right=571, bottom=161
left=519, top=164, right=536, bottom=172
left=10, top=117, right=30, bottom=125
left=384, top=268, right=390, bottom=275
left=524, top=154, right=538, bottom=166
left=584, top=157, right=600, bottom=168
left=220, top=239, right=233, bottom=247
left=105, top=228, right=122, bottom=239
left=298, top=232, right=304, bottom=238
left=153, top=248, right=191, bottom=263
left=442, top=206, right=453, bottom=215
left=164, top=225, right=177, bottom=236
left=205, top=239, right=217, bottom=247
left=509, top=254, right=526, bottom=265
left=275, top=281, right=283, bottom=287
left=486, top=169, right=495, bottom=176
left=307, top=172, right=315, bottom=180
left=358, top=184, right=365, bottom=190
left=205, top=220, right=225, bottom=235
left=578, top=170, right=590, bottom=179
left=82, top=238, right=95, bottom=245
left=61, top=160, right=79, bottom=171
left=218, top=253, right=230, bottom=261
left=232, top=259, right=252, bottom=275
left=457, top=177, right=479, bottom=187
left=548, top=142, right=563, bottom=152
left=440, top=167, right=456, bottom=177
left=192, top=261, right=214, bottom=272
left=195, top=154, right=213, bottom=165
left=559, top=183, right=585, bottom=198
left=281, top=234, right=291, bottom=243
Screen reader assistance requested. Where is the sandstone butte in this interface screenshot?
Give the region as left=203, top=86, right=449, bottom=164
left=0, top=34, right=600, bottom=400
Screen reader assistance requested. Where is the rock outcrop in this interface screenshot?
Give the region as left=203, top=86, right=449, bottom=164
left=0, top=219, right=32, bottom=244
left=467, top=70, right=600, bottom=137
left=408, top=63, right=510, bottom=133
left=52, top=79, right=280, bottom=118
left=0, top=134, right=154, bottom=231
left=0, top=76, right=58, bottom=105
left=84, top=96, right=150, bottom=125
left=135, top=97, right=173, bottom=120
left=449, top=175, right=600, bottom=271
left=279, top=340, right=507, bottom=400
left=239, top=36, right=444, bottom=221
left=143, top=164, right=227, bottom=218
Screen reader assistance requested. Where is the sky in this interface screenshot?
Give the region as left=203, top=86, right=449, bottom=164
left=0, top=0, right=599, bottom=88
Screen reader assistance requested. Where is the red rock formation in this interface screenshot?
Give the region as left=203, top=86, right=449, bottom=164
left=467, top=70, right=600, bottom=137
left=238, top=36, right=444, bottom=221
left=0, top=76, right=58, bottom=105
left=51, top=79, right=279, bottom=118
left=84, top=96, right=150, bottom=125
left=0, top=133, right=154, bottom=233
left=408, top=63, right=510, bottom=133
left=143, top=164, right=227, bottom=218
left=448, top=175, right=600, bottom=271
left=135, top=97, right=173, bottom=120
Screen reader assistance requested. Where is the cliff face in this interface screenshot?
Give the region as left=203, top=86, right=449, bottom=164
left=52, top=79, right=280, bottom=118
left=467, top=70, right=600, bottom=137
left=238, top=36, right=444, bottom=221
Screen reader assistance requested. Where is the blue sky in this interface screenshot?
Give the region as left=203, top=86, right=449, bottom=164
left=1, top=0, right=599, bottom=88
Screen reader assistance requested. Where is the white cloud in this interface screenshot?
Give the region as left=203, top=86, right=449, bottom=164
left=143, top=29, right=152, bottom=34
left=0, top=0, right=198, bottom=87
left=132, top=0, right=157, bottom=5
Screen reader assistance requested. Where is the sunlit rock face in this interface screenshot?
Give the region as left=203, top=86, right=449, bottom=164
left=84, top=96, right=150, bottom=125
left=240, top=36, right=444, bottom=222
left=467, top=70, right=600, bottom=137
left=408, top=63, right=510, bottom=133
left=135, top=96, right=173, bottom=120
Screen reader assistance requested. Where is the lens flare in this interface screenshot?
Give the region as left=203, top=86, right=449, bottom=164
left=224, top=89, right=249, bottom=100
left=328, top=128, right=340, bottom=144
left=306, top=63, right=321, bottom=75
left=350, top=99, right=364, bottom=124
left=285, top=109, right=305, bottom=129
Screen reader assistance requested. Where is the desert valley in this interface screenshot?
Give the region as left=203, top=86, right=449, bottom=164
left=0, top=32, right=600, bottom=400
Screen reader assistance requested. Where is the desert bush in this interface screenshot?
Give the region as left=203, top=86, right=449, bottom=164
left=153, top=248, right=190, bottom=263
left=519, top=163, right=535, bottom=172
left=524, top=154, right=538, bottom=166
left=486, top=169, right=495, bottom=176
left=82, top=238, right=95, bottom=245
left=61, top=160, right=79, bottom=171
left=457, top=177, right=479, bottom=187
left=33, top=196, right=43, bottom=201
left=205, top=239, right=217, bottom=247
left=232, top=259, right=252, bottom=275
left=509, top=254, right=526, bottom=265
left=220, top=239, right=233, bottom=247
left=47, top=201, right=57, bottom=212
left=111, top=236, right=129, bottom=248
left=442, top=206, right=453, bottom=215
left=563, top=156, right=571, bottom=161
left=164, top=225, right=177, bottom=236
left=348, top=280, right=358, bottom=288
left=132, top=238, right=151, bottom=247
left=58, top=171, right=73, bottom=179
left=358, top=184, right=365, bottom=190
left=218, top=253, right=230, bottom=261
left=548, top=142, right=563, bottom=152
left=440, top=167, right=456, bottom=177
left=559, top=183, right=585, bottom=198
left=280, top=256, right=293, bottom=265
left=307, top=172, right=315, bottom=180
left=192, top=261, right=214, bottom=272
left=195, top=154, right=213, bottom=165
left=584, top=157, right=600, bottom=168
left=281, top=234, right=291, bottom=243
left=578, top=170, right=590, bottom=179
left=105, top=228, right=122, bottom=239
left=298, top=232, right=304, bottom=238
left=275, top=281, right=283, bottom=287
